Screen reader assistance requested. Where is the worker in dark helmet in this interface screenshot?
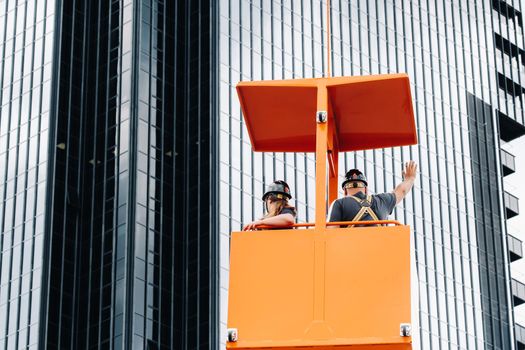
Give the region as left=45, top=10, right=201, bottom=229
left=328, top=161, right=417, bottom=227
left=243, top=180, right=297, bottom=231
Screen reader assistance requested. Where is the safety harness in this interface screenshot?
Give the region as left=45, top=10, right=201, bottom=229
left=347, top=194, right=379, bottom=226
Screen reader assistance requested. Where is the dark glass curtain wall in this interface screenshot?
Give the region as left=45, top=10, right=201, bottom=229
left=467, top=93, right=511, bottom=350
left=39, top=0, right=217, bottom=349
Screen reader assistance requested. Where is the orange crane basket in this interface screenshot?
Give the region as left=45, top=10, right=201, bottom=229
left=227, top=74, right=417, bottom=350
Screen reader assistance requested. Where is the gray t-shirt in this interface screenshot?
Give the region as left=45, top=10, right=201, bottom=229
left=328, top=191, right=396, bottom=224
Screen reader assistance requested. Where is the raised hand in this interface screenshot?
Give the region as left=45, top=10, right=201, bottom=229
left=402, top=160, right=417, bottom=180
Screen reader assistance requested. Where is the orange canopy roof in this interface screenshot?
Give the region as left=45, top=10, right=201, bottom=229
left=236, top=74, right=417, bottom=152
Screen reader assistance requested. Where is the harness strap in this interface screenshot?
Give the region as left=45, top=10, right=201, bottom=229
left=348, top=194, right=379, bottom=227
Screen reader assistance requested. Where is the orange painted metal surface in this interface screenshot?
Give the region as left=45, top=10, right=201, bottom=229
left=255, top=220, right=402, bottom=229
left=227, top=226, right=412, bottom=349
left=315, top=85, right=329, bottom=228
left=229, top=73, right=416, bottom=349
left=236, top=74, right=417, bottom=153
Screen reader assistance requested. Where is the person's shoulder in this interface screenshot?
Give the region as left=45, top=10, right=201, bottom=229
left=331, top=197, right=348, bottom=207
left=374, top=192, right=396, bottom=201
left=281, top=206, right=297, bottom=216
left=373, top=192, right=397, bottom=212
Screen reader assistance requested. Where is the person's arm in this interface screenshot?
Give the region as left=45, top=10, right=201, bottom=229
left=327, top=200, right=341, bottom=228
left=243, top=213, right=295, bottom=231
left=393, top=160, right=418, bottom=204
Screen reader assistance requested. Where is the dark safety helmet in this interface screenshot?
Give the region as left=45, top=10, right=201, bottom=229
left=262, top=180, right=292, bottom=201
left=341, top=169, right=368, bottom=189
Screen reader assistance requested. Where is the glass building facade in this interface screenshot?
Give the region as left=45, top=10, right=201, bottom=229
left=1, top=0, right=525, bottom=349
left=218, top=0, right=524, bottom=349
left=1, top=0, right=217, bottom=349
left=0, top=0, right=56, bottom=349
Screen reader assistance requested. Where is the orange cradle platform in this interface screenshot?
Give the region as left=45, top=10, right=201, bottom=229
left=227, top=74, right=417, bottom=350
left=228, top=226, right=412, bottom=350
